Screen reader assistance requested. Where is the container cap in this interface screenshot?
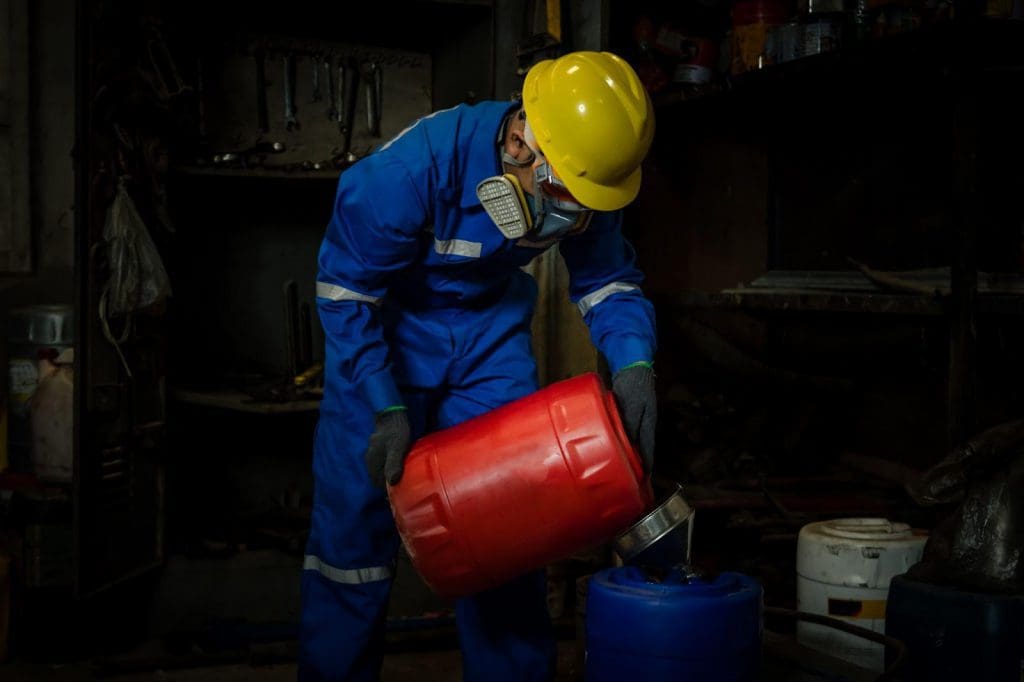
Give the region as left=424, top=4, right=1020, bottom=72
left=797, top=518, right=928, bottom=589
left=9, top=305, right=74, bottom=346
left=805, top=517, right=913, bottom=542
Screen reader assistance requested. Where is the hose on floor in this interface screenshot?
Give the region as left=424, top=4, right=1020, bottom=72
left=764, top=606, right=907, bottom=681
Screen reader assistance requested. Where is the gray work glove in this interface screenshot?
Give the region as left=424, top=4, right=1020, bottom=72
left=364, top=408, right=412, bottom=488
left=612, top=364, right=657, bottom=473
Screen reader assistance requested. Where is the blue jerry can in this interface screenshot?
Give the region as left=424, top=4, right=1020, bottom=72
left=585, top=567, right=763, bottom=682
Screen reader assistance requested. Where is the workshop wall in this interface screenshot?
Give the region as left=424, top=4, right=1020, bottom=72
left=166, top=177, right=331, bottom=382
left=0, top=0, right=75, bottom=306
left=432, top=10, right=492, bottom=109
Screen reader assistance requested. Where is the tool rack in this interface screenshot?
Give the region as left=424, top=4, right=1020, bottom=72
left=72, top=0, right=495, bottom=596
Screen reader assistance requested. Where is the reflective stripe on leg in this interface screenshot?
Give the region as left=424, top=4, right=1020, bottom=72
left=304, top=555, right=393, bottom=585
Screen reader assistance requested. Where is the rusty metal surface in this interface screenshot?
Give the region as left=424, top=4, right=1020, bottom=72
left=908, top=419, right=1024, bottom=593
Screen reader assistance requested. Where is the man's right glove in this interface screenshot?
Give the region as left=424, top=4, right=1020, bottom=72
left=612, top=363, right=657, bottom=474
left=364, top=407, right=411, bottom=488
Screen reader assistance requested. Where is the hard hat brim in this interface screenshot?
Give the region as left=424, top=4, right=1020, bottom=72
left=560, top=164, right=642, bottom=213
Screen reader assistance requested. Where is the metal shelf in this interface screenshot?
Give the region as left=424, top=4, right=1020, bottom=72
left=676, top=289, right=1024, bottom=316
left=672, top=269, right=1024, bottom=316
left=676, top=288, right=947, bottom=316
left=653, top=18, right=1024, bottom=116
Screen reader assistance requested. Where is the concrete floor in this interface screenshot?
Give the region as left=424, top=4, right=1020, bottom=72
left=4, top=631, right=879, bottom=681
left=3, top=551, right=877, bottom=681
left=5, top=548, right=583, bottom=680
left=5, top=635, right=879, bottom=680
left=5, top=643, right=580, bottom=681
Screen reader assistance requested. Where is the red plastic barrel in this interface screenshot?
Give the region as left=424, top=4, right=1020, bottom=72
left=388, top=373, right=654, bottom=599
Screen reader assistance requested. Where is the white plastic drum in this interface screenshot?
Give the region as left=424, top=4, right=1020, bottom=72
left=796, top=518, right=927, bottom=672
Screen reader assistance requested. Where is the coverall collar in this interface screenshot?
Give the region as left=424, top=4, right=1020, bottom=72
left=459, top=101, right=522, bottom=209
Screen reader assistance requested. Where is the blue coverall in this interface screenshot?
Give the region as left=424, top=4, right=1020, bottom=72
left=300, top=101, right=657, bottom=681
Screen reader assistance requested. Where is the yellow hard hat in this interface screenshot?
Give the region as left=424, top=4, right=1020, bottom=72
left=522, top=51, right=655, bottom=212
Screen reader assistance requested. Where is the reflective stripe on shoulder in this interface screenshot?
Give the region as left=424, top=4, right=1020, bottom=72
left=303, top=555, right=393, bottom=585
left=434, top=237, right=482, bottom=259
left=316, top=281, right=381, bottom=305
left=576, top=282, right=641, bottom=316
left=378, top=105, right=460, bottom=153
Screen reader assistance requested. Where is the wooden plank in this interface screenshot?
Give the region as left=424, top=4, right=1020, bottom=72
left=0, top=0, right=12, bottom=258
left=0, top=0, right=31, bottom=272
left=0, top=0, right=9, bottom=99
left=0, top=130, right=12, bottom=254
left=526, top=248, right=598, bottom=387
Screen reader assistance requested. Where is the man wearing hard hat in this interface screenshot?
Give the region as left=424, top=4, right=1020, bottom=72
left=301, top=52, right=658, bottom=681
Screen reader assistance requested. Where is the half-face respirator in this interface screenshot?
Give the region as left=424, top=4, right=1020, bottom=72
left=476, top=118, right=593, bottom=242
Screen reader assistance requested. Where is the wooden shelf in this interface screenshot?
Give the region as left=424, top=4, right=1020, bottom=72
left=670, top=268, right=1024, bottom=316
left=675, top=288, right=1024, bottom=316
left=170, top=387, right=321, bottom=415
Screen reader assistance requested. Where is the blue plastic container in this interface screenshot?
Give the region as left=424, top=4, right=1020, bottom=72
left=885, top=574, right=1024, bottom=681
left=585, top=567, right=763, bottom=682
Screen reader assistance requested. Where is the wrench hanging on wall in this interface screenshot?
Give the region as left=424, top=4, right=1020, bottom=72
left=283, top=52, right=299, bottom=131
left=339, top=59, right=352, bottom=133
left=340, top=58, right=359, bottom=155
left=324, top=54, right=337, bottom=122
left=364, top=62, right=383, bottom=137
left=255, top=47, right=269, bottom=132
left=312, top=53, right=323, bottom=103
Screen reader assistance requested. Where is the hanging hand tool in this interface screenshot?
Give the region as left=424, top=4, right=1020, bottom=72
left=283, top=52, right=299, bottom=131
left=340, top=58, right=360, bottom=155
left=324, top=54, right=337, bottom=122
left=145, top=33, right=192, bottom=101
left=312, top=53, right=323, bottom=103
left=196, top=56, right=208, bottom=145
left=255, top=47, right=269, bottom=132
left=294, top=362, right=324, bottom=389
left=335, top=61, right=347, bottom=132
left=364, top=62, right=383, bottom=137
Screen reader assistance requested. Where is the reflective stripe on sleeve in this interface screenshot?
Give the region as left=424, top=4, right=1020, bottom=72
left=316, top=281, right=381, bottom=305
left=434, top=238, right=482, bottom=259
left=576, top=282, right=641, bottom=316
left=303, top=555, right=393, bottom=585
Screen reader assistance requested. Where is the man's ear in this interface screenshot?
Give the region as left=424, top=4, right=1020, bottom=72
left=505, top=131, right=535, bottom=166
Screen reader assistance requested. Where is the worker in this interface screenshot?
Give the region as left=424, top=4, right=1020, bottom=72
left=300, top=51, right=657, bottom=681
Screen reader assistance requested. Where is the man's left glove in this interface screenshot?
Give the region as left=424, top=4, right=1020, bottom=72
left=612, top=363, right=657, bottom=474
left=364, top=408, right=412, bottom=488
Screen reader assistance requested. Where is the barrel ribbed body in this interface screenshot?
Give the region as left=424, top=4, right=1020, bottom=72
left=389, top=373, right=653, bottom=599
